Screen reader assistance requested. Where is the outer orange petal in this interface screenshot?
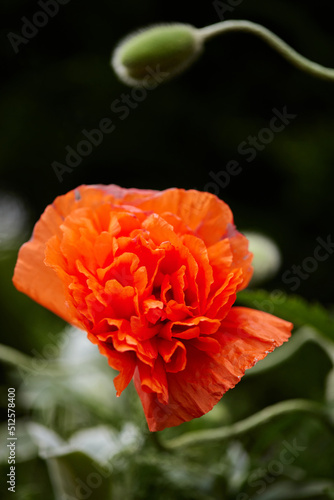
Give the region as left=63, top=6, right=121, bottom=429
left=222, top=307, right=292, bottom=345
left=96, top=184, right=158, bottom=204
left=135, top=307, right=292, bottom=431
left=13, top=190, right=79, bottom=325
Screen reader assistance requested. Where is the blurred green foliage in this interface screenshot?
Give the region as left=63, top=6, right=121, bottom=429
left=1, top=0, right=334, bottom=498
left=1, top=321, right=334, bottom=499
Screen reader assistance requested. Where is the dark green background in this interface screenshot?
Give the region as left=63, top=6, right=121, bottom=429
left=1, top=2, right=334, bottom=499
left=1, top=0, right=333, bottom=363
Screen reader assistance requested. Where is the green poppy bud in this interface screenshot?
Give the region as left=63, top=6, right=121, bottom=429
left=111, top=23, right=203, bottom=86
left=112, top=19, right=334, bottom=86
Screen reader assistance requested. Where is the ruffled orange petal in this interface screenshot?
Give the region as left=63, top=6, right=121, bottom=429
left=135, top=307, right=292, bottom=431
left=230, top=232, right=253, bottom=291
left=12, top=185, right=115, bottom=325
left=137, top=357, right=169, bottom=405
left=91, top=333, right=137, bottom=396
left=135, top=189, right=233, bottom=246
left=220, top=224, right=253, bottom=291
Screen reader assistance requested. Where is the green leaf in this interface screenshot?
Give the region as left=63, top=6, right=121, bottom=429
left=27, top=422, right=142, bottom=464
left=237, top=289, right=334, bottom=342
left=46, top=451, right=112, bottom=500
left=26, top=422, right=143, bottom=500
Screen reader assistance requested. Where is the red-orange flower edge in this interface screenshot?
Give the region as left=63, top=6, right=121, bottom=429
left=13, top=185, right=292, bottom=431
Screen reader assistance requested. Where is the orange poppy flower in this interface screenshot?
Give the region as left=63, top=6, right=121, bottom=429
left=13, top=185, right=292, bottom=431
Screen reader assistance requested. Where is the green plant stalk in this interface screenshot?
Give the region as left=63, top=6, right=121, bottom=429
left=0, top=343, right=36, bottom=372
left=0, top=343, right=71, bottom=377
left=199, top=20, right=334, bottom=81
left=163, top=399, right=334, bottom=450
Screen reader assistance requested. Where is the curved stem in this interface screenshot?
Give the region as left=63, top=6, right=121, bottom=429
left=163, top=399, right=334, bottom=450
left=0, top=342, right=73, bottom=377
left=198, top=20, right=334, bottom=81
left=0, top=343, right=37, bottom=372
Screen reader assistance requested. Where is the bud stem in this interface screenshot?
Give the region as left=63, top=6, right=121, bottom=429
left=198, top=20, right=334, bottom=81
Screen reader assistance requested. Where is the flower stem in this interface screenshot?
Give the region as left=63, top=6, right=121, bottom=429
left=164, top=399, right=334, bottom=450
left=0, top=342, right=70, bottom=377
left=0, top=343, right=36, bottom=372
left=198, top=20, right=334, bottom=81
left=150, top=431, right=170, bottom=452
